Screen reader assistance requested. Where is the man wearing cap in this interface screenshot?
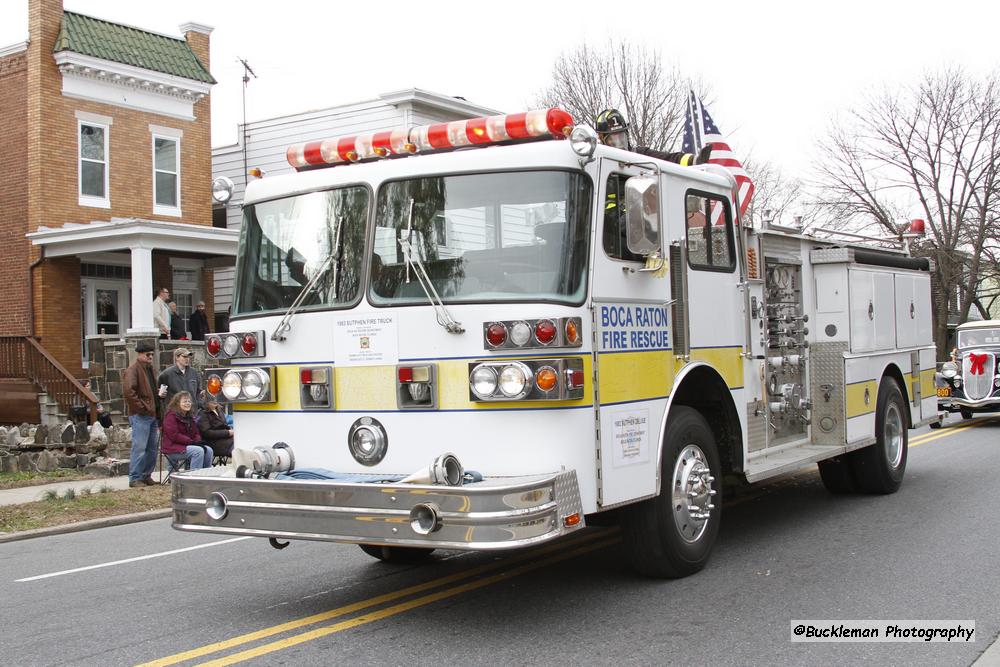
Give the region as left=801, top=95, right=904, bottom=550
left=157, top=348, right=202, bottom=408
left=123, top=340, right=164, bottom=487
left=189, top=301, right=210, bottom=341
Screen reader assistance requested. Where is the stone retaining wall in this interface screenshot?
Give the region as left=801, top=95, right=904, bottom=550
left=0, top=421, right=132, bottom=476
left=85, top=335, right=209, bottom=423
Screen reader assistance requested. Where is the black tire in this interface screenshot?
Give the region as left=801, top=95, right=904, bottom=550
left=817, top=456, right=857, bottom=494
left=851, top=378, right=908, bottom=494
left=358, top=544, right=435, bottom=563
left=960, top=408, right=974, bottom=420
left=622, top=406, right=722, bottom=578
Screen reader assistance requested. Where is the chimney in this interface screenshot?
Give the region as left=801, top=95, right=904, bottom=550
left=179, top=22, right=213, bottom=71
left=26, top=0, right=64, bottom=232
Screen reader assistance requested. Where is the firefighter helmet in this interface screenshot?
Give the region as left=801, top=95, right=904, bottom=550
left=595, top=109, right=630, bottom=149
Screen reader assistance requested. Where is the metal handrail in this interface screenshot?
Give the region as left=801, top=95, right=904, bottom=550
left=0, top=336, right=97, bottom=422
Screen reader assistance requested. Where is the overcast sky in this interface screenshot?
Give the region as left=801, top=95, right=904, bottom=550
left=3, top=0, right=997, bottom=181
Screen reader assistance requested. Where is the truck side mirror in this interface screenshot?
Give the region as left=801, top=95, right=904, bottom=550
left=624, top=176, right=660, bottom=256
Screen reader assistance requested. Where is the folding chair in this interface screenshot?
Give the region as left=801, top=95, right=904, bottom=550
left=159, top=449, right=188, bottom=484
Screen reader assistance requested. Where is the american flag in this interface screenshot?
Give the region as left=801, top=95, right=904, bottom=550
left=682, top=91, right=755, bottom=220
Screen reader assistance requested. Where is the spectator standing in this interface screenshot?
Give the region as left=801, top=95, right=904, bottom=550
left=189, top=301, right=210, bottom=341
left=157, top=348, right=201, bottom=407
left=122, top=340, right=166, bottom=487
left=169, top=301, right=186, bottom=340
left=161, top=391, right=214, bottom=470
left=153, top=287, right=171, bottom=339
left=197, top=392, right=233, bottom=459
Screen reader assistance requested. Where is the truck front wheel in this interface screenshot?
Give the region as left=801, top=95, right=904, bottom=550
left=850, top=378, right=908, bottom=494
left=623, top=406, right=722, bottom=578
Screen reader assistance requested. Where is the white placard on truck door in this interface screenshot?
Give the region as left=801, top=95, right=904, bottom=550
left=611, top=409, right=650, bottom=467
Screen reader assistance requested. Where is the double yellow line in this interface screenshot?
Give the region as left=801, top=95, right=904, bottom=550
left=909, top=416, right=996, bottom=448
left=139, top=530, right=619, bottom=667
left=143, top=416, right=994, bottom=666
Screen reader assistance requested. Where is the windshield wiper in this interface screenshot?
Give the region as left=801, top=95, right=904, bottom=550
left=271, top=215, right=344, bottom=342
left=398, top=199, right=464, bottom=334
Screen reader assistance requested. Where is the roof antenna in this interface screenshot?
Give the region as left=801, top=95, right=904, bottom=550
left=238, top=57, right=258, bottom=191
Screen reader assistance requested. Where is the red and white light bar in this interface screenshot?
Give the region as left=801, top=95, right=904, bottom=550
left=286, top=108, right=575, bottom=170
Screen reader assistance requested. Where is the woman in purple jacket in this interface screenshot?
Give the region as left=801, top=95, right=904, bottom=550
left=162, top=391, right=214, bottom=470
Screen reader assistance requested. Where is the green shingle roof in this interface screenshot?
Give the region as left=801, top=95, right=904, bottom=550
left=54, top=11, right=215, bottom=84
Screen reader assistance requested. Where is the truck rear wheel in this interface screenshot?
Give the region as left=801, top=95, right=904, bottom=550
left=622, top=406, right=721, bottom=578
left=850, top=378, right=908, bottom=494
left=358, top=544, right=435, bottom=563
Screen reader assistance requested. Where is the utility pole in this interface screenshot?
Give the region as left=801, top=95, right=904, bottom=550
left=238, top=58, right=258, bottom=190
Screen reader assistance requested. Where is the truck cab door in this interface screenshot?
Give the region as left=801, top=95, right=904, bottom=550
left=591, top=158, right=671, bottom=507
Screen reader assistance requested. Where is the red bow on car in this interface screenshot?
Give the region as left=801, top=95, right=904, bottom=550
left=968, top=353, right=988, bottom=376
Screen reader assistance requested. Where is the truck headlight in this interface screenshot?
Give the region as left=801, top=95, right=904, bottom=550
left=242, top=369, right=265, bottom=399
left=222, top=371, right=242, bottom=400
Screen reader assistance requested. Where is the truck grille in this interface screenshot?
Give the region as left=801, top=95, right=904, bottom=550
left=962, top=352, right=995, bottom=400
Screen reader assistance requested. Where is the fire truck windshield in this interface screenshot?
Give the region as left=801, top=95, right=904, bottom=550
left=370, top=171, right=591, bottom=305
left=233, top=186, right=369, bottom=316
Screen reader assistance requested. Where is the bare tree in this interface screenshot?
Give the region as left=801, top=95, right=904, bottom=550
left=814, top=68, right=1000, bottom=357
left=535, top=40, right=699, bottom=152
left=742, top=158, right=818, bottom=230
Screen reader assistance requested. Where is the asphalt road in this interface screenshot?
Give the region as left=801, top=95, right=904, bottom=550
left=2, top=415, right=998, bottom=667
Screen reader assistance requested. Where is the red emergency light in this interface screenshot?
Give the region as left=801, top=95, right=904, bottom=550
left=286, top=108, right=575, bottom=170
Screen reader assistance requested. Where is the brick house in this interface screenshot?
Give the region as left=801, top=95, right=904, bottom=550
left=0, top=0, right=237, bottom=423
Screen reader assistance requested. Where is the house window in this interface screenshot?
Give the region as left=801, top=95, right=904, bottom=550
left=153, top=136, right=180, bottom=215
left=79, top=122, right=109, bottom=207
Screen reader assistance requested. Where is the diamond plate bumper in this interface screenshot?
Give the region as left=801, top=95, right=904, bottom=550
left=170, top=467, right=585, bottom=550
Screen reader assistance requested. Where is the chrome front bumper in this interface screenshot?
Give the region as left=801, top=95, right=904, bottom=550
left=939, top=396, right=1000, bottom=410
left=171, top=467, right=585, bottom=550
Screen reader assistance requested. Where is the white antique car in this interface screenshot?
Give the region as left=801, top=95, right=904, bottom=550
left=937, top=320, right=1000, bottom=420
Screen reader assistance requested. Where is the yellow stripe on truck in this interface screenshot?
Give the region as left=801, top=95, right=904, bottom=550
left=235, top=356, right=594, bottom=412
left=597, top=346, right=743, bottom=406
left=235, top=348, right=744, bottom=412
left=598, top=350, right=674, bottom=405
left=689, top=347, right=744, bottom=389
left=920, top=368, right=935, bottom=400
left=845, top=380, right=878, bottom=417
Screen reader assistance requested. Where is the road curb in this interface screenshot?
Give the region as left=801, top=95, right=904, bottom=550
left=0, top=508, right=172, bottom=544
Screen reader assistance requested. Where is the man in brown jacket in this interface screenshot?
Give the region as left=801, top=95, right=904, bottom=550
left=123, top=340, right=166, bottom=487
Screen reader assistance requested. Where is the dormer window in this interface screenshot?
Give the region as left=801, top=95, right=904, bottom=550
left=79, top=121, right=109, bottom=208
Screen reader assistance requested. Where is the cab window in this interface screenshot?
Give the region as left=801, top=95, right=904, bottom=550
left=685, top=191, right=735, bottom=272
left=602, top=173, right=643, bottom=262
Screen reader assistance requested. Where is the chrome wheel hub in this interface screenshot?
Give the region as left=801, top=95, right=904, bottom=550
left=671, top=444, right=716, bottom=543
left=884, top=402, right=904, bottom=468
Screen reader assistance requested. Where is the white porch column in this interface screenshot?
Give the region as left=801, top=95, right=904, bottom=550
left=127, top=245, right=159, bottom=334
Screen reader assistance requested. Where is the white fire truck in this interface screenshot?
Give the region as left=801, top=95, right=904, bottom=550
left=174, top=109, right=936, bottom=578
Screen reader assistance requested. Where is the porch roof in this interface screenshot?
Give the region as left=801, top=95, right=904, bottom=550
left=27, top=217, right=238, bottom=257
